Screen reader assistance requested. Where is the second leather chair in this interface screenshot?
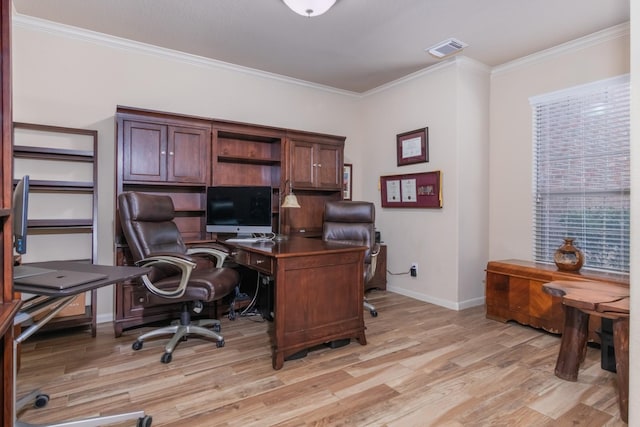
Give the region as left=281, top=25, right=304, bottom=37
left=118, top=191, right=240, bottom=363
left=322, top=200, right=380, bottom=317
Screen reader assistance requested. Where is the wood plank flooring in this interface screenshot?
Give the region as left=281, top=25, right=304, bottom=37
left=16, top=291, right=626, bottom=426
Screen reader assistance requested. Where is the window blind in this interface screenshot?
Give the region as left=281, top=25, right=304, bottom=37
left=530, top=75, right=630, bottom=273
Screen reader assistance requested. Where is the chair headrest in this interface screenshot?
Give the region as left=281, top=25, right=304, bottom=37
left=120, top=192, right=175, bottom=222
left=324, top=201, right=375, bottom=224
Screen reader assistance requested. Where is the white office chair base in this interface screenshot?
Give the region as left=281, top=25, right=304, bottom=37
left=132, top=318, right=224, bottom=363
left=364, top=299, right=377, bottom=317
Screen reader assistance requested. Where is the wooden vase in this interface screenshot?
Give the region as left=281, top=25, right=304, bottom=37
left=554, top=238, right=584, bottom=272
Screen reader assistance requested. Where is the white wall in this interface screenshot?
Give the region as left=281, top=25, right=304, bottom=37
left=359, top=58, right=490, bottom=309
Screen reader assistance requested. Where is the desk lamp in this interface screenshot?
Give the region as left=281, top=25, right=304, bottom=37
left=276, top=180, right=300, bottom=241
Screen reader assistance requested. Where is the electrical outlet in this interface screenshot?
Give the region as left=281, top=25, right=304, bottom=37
left=410, top=262, right=418, bottom=277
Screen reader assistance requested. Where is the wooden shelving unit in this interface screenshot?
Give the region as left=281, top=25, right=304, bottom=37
left=13, top=122, right=99, bottom=336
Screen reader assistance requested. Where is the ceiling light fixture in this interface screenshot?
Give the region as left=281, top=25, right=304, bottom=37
left=283, top=0, right=337, bottom=17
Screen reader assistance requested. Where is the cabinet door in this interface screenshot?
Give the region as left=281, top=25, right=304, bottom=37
left=123, top=120, right=167, bottom=182
left=290, top=140, right=315, bottom=188
left=167, top=126, right=209, bottom=184
left=315, top=143, right=342, bottom=189
left=290, top=140, right=343, bottom=189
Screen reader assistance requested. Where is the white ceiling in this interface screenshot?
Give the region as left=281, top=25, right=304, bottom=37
left=12, top=0, right=630, bottom=93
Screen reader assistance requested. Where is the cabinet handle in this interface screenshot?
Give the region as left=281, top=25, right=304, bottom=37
left=255, top=259, right=264, bottom=264
left=317, top=163, right=322, bottom=167
left=169, top=151, right=174, bottom=156
left=161, top=151, right=166, bottom=155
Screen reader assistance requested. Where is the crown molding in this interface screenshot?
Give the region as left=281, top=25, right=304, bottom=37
left=492, top=22, right=630, bottom=77
left=12, top=13, right=630, bottom=97
left=12, top=13, right=361, bottom=98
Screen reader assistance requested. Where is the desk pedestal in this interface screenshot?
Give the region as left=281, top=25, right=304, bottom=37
left=229, top=238, right=367, bottom=370
left=273, top=250, right=366, bottom=369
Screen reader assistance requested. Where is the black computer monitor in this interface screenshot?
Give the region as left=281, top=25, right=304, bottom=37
left=13, top=175, right=30, bottom=255
left=205, top=185, right=273, bottom=238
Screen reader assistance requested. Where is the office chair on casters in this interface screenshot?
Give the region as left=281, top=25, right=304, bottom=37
left=322, top=200, right=380, bottom=317
left=118, top=192, right=240, bottom=363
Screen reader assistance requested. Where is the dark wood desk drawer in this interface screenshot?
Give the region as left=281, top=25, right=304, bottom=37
left=233, top=249, right=274, bottom=275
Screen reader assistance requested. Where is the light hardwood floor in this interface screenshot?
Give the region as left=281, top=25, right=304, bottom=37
left=16, top=291, right=626, bottom=426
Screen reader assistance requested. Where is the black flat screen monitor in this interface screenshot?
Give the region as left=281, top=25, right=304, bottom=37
left=206, top=186, right=273, bottom=237
left=13, top=175, right=30, bottom=255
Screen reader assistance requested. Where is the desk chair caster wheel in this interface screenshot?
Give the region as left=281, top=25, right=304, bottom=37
left=34, top=393, right=49, bottom=408
left=370, top=309, right=378, bottom=317
left=213, top=324, right=221, bottom=332
left=161, top=352, right=172, bottom=364
left=216, top=339, right=225, bottom=348
left=132, top=340, right=144, bottom=351
left=137, top=415, right=153, bottom=427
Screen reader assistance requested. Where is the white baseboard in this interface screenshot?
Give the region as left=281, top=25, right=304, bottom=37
left=386, top=286, right=485, bottom=311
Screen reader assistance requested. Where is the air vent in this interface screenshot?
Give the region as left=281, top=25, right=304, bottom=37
left=426, top=38, right=468, bottom=58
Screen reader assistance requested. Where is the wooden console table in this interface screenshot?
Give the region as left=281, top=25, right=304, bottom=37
left=225, top=237, right=367, bottom=369
left=485, top=259, right=629, bottom=340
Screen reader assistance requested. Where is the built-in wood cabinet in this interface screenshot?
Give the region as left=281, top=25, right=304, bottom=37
left=114, top=106, right=346, bottom=334
left=211, top=122, right=283, bottom=232
left=284, top=132, right=344, bottom=237
left=289, top=135, right=343, bottom=190
left=485, top=259, right=629, bottom=341
left=114, top=107, right=214, bottom=336
left=121, top=119, right=209, bottom=184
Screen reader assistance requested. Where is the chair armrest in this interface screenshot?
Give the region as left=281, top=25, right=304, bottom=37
left=135, top=255, right=197, bottom=298
left=366, top=243, right=381, bottom=283
left=186, top=246, right=228, bottom=267
left=147, top=251, right=195, bottom=262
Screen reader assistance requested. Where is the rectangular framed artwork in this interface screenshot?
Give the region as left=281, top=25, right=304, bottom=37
left=380, top=170, right=442, bottom=208
left=396, top=127, right=428, bottom=166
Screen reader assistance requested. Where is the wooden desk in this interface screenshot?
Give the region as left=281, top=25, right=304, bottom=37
left=225, top=237, right=367, bottom=370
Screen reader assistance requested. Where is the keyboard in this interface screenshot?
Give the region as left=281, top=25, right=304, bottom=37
left=225, top=238, right=261, bottom=243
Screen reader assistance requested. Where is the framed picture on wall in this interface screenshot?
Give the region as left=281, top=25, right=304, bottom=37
left=396, top=127, right=428, bottom=166
left=343, top=163, right=352, bottom=200
left=380, top=170, right=442, bottom=208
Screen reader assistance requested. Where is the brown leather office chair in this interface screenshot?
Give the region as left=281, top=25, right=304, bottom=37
left=118, top=191, right=240, bottom=363
left=322, top=200, right=380, bottom=317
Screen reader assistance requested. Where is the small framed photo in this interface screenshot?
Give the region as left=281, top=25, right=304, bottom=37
left=396, top=127, right=428, bottom=166
left=343, top=163, right=352, bottom=200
